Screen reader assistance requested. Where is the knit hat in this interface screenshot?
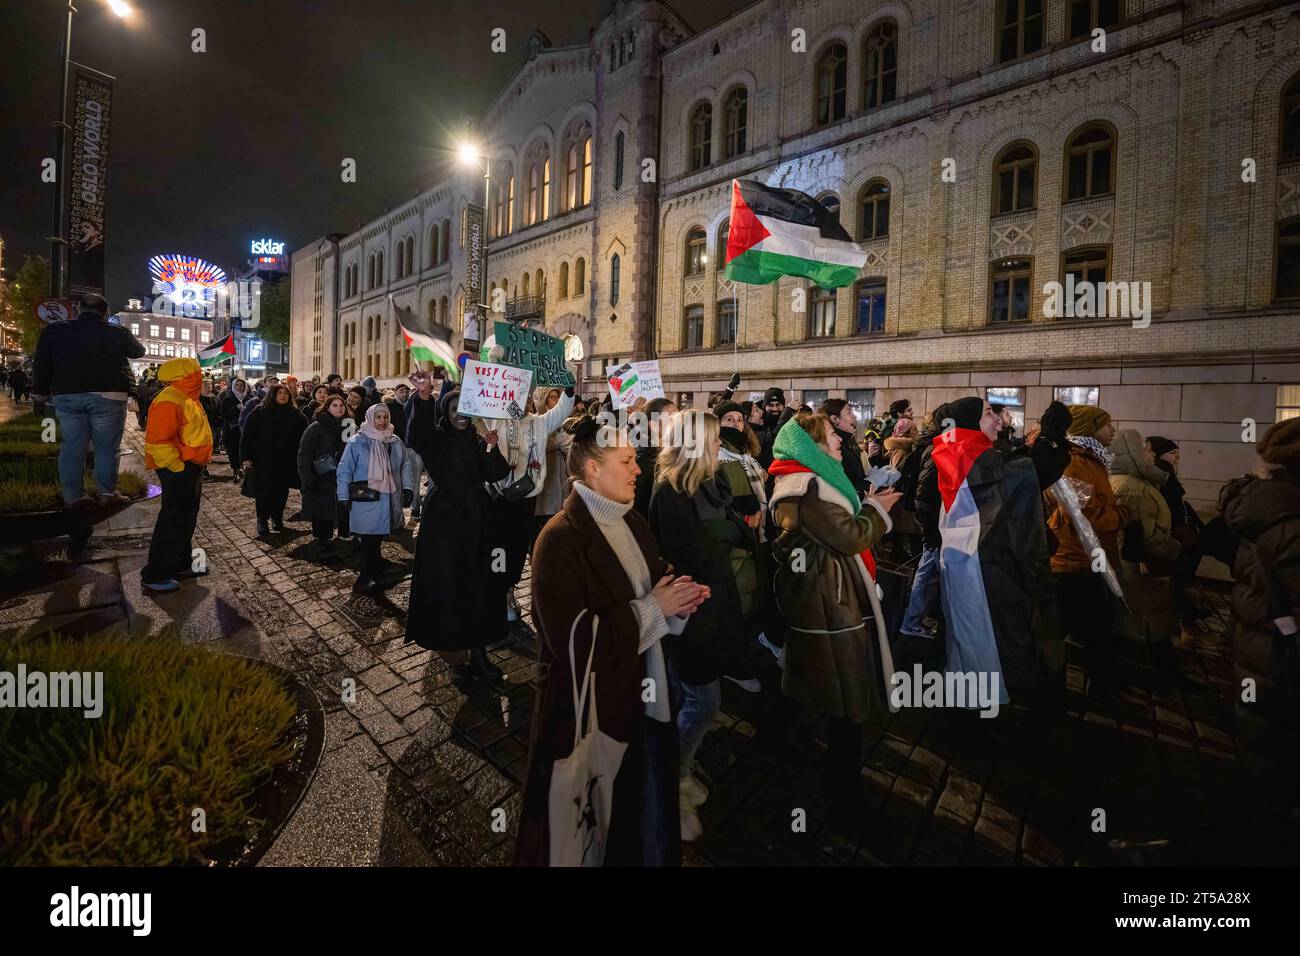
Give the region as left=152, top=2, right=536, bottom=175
left=1147, top=435, right=1178, bottom=458
left=738, top=400, right=754, bottom=419
left=763, top=386, right=786, bottom=406
left=1257, top=417, right=1300, bottom=473
left=713, top=400, right=743, bottom=421
left=1067, top=404, right=1112, bottom=437
left=948, top=396, right=984, bottom=431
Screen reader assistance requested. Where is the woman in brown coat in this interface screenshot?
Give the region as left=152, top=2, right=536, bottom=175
left=515, top=417, right=709, bottom=867
left=767, top=412, right=900, bottom=801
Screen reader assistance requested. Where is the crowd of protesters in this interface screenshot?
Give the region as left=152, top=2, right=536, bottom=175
left=22, top=294, right=1298, bottom=866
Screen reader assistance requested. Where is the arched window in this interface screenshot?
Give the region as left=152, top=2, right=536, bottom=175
left=1068, top=0, right=1121, bottom=41
left=613, top=131, right=625, bottom=190
left=723, top=88, right=747, bottom=158
left=542, top=158, right=551, bottom=221
left=993, top=143, right=1037, bottom=214
left=494, top=166, right=513, bottom=237
left=689, top=102, right=712, bottom=171
left=856, top=279, right=886, bottom=334
left=990, top=257, right=1033, bottom=323
left=575, top=257, right=586, bottom=295
left=528, top=165, right=539, bottom=225
left=610, top=254, right=621, bottom=306
left=1282, top=73, right=1300, bottom=162
left=685, top=227, right=707, bottom=275
left=559, top=262, right=569, bottom=298
left=1064, top=124, right=1115, bottom=201
left=428, top=299, right=438, bottom=324
left=367, top=255, right=375, bottom=289
left=717, top=299, right=737, bottom=345
left=440, top=221, right=451, bottom=263
left=809, top=286, right=836, bottom=337
left=429, top=225, right=440, bottom=267
left=862, top=21, right=898, bottom=109
left=535, top=269, right=544, bottom=299
left=859, top=179, right=890, bottom=240
left=566, top=143, right=580, bottom=211
left=998, top=0, right=1044, bottom=63
left=522, top=273, right=530, bottom=297
left=1062, top=246, right=1110, bottom=299
left=439, top=297, right=449, bottom=325
left=406, top=237, right=414, bottom=276
left=717, top=221, right=730, bottom=266
left=684, top=305, right=704, bottom=349
left=1277, top=217, right=1300, bottom=301
left=582, top=136, right=593, bottom=206
left=818, top=192, right=841, bottom=219
left=815, top=43, right=848, bottom=127
left=507, top=176, right=516, bottom=234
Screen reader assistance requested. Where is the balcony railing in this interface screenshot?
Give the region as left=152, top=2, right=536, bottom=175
left=504, top=294, right=546, bottom=323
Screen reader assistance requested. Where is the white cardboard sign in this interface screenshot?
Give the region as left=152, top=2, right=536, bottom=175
left=458, top=360, right=534, bottom=420
left=605, top=360, right=665, bottom=409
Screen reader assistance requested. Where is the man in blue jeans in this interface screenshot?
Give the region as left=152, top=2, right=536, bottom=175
left=31, top=293, right=146, bottom=507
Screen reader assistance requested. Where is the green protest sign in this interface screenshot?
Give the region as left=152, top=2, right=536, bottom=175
left=494, top=321, right=575, bottom=388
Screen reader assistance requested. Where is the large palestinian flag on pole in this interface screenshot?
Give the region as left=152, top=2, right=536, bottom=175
left=197, top=331, right=236, bottom=368
left=392, top=297, right=459, bottom=382
left=724, top=179, right=867, bottom=288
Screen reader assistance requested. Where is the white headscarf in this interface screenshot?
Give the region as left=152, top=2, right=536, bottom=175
left=358, top=403, right=398, bottom=493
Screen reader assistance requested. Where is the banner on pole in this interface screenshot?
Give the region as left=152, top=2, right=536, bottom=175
left=459, top=360, right=534, bottom=420
left=67, top=64, right=113, bottom=297
left=494, top=320, right=574, bottom=387
left=464, top=203, right=485, bottom=311
left=606, top=360, right=665, bottom=409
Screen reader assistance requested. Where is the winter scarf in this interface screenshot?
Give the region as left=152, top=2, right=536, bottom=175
left=1068, top=434, right=1114, bottom=470
left=770, top=416, right=860, bottom=514
left=357, top=403, right=399, bottom=493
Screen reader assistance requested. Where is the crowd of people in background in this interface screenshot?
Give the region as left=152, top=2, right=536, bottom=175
left=22, top=293, right=1299, bottom=866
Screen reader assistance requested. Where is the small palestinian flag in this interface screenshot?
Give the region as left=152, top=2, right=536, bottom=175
left=392, top=297, right=459, bottom=381
left=724, top=179, right=867, bottom=288
left=197, top=331, right=236, bottom=368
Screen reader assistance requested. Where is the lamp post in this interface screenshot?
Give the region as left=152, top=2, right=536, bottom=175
left=48, top=0, right=132, bottom=298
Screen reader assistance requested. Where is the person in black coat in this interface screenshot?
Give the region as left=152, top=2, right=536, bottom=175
left=218, top=378, right=250, bottom=473
left=404, top=383, right=512, bottom=685
left=818, top=398, right=870, bottom=496
left=632, top=396, right=678, bottom=517
left=1225, top=419, right=1300, bottom=851
left=297, top=395, right=349, bottom=549
left=240, top=384, right=308, bottom=535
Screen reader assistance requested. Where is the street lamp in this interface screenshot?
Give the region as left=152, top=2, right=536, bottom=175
left=49, top=0, right=133, bottom=298
left=456, top=137, right=491, bottom=340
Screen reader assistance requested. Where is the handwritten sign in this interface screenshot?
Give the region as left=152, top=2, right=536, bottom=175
left=495, top=321, right=574, bottom=388
left=606, top=360, right=665, bottom=409
left=458, top=360, right=534, bottom=420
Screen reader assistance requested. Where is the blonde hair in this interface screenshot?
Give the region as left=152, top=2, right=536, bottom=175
left=795, top=411, right=833, bottom=448
left=657, top=410, right=721, bottom=496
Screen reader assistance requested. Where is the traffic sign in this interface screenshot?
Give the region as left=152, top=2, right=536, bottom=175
left=35, top=299, right=75, bottom=323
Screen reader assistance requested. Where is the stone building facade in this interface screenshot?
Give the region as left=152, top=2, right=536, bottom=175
left=291, top=0, right=1300, bottom=508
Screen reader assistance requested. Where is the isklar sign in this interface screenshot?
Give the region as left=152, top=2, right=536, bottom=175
left=250, top=238, right=285, bottom=255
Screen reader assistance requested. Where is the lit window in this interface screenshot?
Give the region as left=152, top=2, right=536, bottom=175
left=685, top=228, right=707, bottom=276
left=131, top=323, right=140, bottom=335
left=201, top=331, right=209, bottom=343
left=809, top=286, right=836, bottom=337
left=684, top=305, right=704, bottom=349
left=166, top=326, right=176, bottom=338
left=610, top=254, right=621, bottom=306
left=847, top=389, right=875, bottom=423
left=181, top=327, right=191, bottom=340
left=1277, top=385, right=1300, bottom=422
left=986, top=386, right=1026, bottom=434
left=1053, top=385, right=1099, bottom=406
left=150, top=325, right=160, bottom=337
left=1276, top=217, right=1300, bottom=301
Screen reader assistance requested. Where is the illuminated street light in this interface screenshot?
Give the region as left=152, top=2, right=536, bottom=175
left=107, top=0, right=132, bottom=17
left=457, top=141, right=481, bottom=165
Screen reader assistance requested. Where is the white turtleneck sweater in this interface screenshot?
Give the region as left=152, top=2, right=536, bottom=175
left=574, top=480, right=683, bottom=723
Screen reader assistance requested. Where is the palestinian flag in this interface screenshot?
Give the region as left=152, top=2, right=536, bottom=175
left=724, top=179, right=867, bottom=288
left=392, top=297, right=458, bottom=382
left=197, top=331, right=236, bottom=368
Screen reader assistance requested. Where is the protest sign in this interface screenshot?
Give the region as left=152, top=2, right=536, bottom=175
left=458, top=360, right=534, bottom=420
left=748, top=392, right=764, bottom=403
left=495, top=321, right=574, bottom=388
left=606, top=360, right=665, bottom=409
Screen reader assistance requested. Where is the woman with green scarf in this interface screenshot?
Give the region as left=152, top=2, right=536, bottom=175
left=768, top=411, right=901, bottom=802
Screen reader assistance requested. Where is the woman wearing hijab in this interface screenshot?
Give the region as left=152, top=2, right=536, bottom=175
left=515, top=417, right=710, bottom=866
left=219, top=378, right=250, bottom=477
left=297, top=394, right=350, bottom=553
left=404, top=383, right=513, bottom=685
left=768, top=411, right=900, bottom=801
left=240, top=383, right=308, bottom=535
left=335, top=403, right=414, bottom=593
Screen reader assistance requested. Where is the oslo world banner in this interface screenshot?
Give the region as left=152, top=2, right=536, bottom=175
left=67, top=64, right=114, bottom=297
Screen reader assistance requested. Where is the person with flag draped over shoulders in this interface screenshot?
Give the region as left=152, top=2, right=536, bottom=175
left=768, top=411, right=900, bottom=801
left=931, top=397, right=1057, bottom=708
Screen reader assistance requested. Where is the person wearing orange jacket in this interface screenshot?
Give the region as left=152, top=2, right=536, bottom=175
left=141, top=357, right=213, bottom=593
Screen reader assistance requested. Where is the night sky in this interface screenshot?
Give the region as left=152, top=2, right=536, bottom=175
left=0, top=0, right=741, bottom=304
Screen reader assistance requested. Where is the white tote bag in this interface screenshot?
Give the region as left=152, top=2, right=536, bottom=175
left=548, top=610, right=629, bottom=867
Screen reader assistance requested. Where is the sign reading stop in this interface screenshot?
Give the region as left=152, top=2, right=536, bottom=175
left=35, top=299, right=75, bottom=323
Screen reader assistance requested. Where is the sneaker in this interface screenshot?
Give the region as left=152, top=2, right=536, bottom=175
left=723, top=675, right=762, bottom=693
left=899, top=623, right=939, bottom=640
left=142, top=579, right=180, bottom=593
left=679, top=805, right=704, bottom=843
left=506, top=590, right=521, bottom=622
left=679, top=775, right=709, bottom=808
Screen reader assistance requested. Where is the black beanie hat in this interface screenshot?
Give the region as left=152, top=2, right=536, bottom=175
left=948, top=396, right=984, bottom=431
left=763, top=387, right=786, bottom=406
left=713, top=400, right=743, bottom=421
left=1147, top=435, right=1178, bottom=458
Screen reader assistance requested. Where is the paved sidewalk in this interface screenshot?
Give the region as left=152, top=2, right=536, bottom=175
left=1, top=413, right=1276, bottom=866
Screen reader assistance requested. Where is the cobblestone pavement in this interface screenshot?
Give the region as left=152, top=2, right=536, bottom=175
left=36, top=416, right=1272, bottom=865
